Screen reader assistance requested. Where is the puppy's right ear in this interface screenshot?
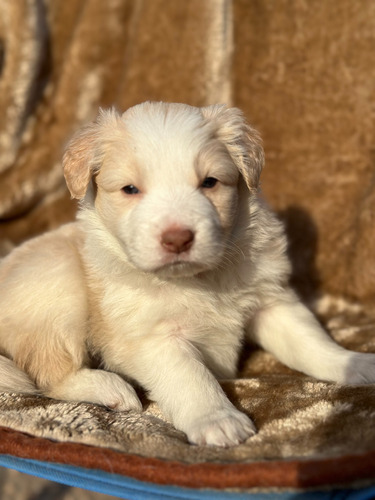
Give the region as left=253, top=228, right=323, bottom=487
left=62, top=121, right=101, bottom=200
left=63, top=108, right=123, bottom=199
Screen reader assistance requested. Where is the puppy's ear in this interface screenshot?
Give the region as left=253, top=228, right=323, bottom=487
left=201, top=105, right=264, bottom=192
left=63, top=122, right=100, bottom=199
left=63, top=108, right=122, bottom=199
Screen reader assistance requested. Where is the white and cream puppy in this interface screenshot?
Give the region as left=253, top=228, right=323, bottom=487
left=0, top=102, right=374, bottom=447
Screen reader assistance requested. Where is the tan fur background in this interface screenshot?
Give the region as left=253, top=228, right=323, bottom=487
left=1, top=0, right=374, bottom=311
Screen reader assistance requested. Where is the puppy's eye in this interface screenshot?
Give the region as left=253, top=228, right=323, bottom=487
left=201, top=177, right=218, bottom=189
left=122, top=185, right=140, bottom=195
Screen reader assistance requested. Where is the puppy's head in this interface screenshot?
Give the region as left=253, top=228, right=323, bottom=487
left=63, top=102, right=264, bottom=278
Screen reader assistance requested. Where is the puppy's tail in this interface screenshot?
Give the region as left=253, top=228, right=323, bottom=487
left=0, top=355, right=39, bottom=394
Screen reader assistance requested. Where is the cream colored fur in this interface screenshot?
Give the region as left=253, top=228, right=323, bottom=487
left=0, top=102, right=374, bottom=447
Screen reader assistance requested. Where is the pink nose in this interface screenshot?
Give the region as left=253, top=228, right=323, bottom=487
left=161, top=228, right=195, bottom=254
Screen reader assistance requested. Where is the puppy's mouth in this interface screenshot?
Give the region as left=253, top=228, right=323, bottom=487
left=154, top=259, right=208, bottom=279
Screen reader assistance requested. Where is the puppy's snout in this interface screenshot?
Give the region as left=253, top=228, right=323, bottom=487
left=161, top=228, right=195, bottom=254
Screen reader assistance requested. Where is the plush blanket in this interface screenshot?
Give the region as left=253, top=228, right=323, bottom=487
left=0, top=0, right=375, bottom=494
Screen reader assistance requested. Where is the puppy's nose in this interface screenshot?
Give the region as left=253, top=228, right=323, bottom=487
left=161, top=228, right=195, bottom=254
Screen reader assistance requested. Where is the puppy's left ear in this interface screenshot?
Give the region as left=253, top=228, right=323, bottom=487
left=201, top=105, right=264, bottom=192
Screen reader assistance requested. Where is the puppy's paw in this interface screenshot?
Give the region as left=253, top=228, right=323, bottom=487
left=47, top=369, right=142, bottom=412
left=344, top=353, right=375, bottom=385
left=186, top=408, right=256, bottom=447
left=93, top=371, right=143, bottom=412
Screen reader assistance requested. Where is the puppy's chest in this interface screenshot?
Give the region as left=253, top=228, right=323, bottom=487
left=95, top=279, right=249, bottom=342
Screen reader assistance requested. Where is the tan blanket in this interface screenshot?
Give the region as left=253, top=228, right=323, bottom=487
left=0, top=0, right=375, bottom=492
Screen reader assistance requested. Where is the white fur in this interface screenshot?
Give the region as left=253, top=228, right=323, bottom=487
left=0, top=102, right=374, bottom=447
left=0, top=355, right=38, bottom=394
left=48, top=369, right=142, bottom=411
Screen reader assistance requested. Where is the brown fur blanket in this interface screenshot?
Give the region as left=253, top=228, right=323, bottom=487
left=0, top=0, right=374, bottom=493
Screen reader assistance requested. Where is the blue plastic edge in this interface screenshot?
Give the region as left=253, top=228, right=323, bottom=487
left=0, top=454, right=375, bottom=500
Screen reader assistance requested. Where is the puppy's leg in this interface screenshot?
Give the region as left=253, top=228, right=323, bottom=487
left=46, top=369, right=142, bottom=411
left=249, top=290, right=375, bottom=385
left=13, top=323, right=142, bottom=411
left=14, top=326, right=142, bottom=410
left=19, top=333, right=142, bottom=410
left=117, top=336, right=256, bottom=447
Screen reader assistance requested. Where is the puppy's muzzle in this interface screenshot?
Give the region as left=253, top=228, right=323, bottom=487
left=161, top=228, right=195, bottom=254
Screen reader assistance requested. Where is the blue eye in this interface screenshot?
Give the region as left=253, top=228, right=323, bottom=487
left=201, top=177, right=218, bottom=189
left=122, top=185, right=140, bottom=195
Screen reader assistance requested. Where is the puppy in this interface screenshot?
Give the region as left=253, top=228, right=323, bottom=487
left=0, top=102, right=374, bottom=447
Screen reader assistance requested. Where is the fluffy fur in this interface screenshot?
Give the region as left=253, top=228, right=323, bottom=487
left=0, top=102, right=374, bottom=447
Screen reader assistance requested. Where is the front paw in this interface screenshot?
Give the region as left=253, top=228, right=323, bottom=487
left=97, top=372, right=143, bottom=412
left=186, top=407, right=256, bottom=447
